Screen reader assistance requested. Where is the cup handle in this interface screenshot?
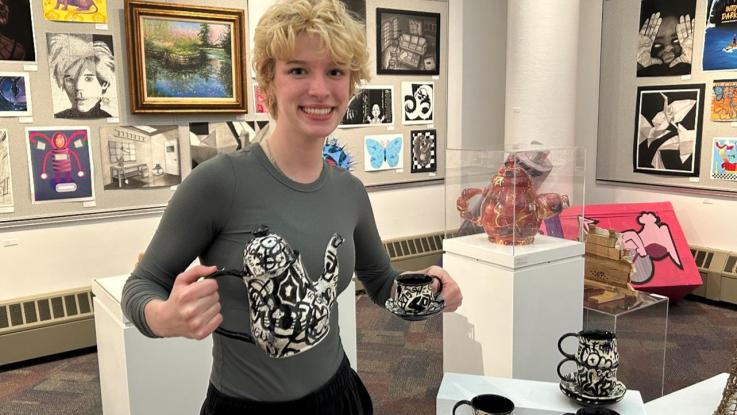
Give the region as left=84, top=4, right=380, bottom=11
left=431, top=275, right=444, bottom=296
left=557, top=332, right=578, bottom=359
left=556, top=357, right=576, bottom=381
left=452, top=400, right=472, bottom=415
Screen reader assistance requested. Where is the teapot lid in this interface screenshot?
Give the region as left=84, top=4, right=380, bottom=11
left=495, top=155, right=531, bottom=187
left=243, top=225, right=297, bottom=277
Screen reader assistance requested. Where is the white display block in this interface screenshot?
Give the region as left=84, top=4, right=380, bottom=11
left=93, top=274, right=357, bottom=415
left=437, top=372, right=647, bottom=415
left=645, top=373, right=728, bottom=415
left=442, top=234, right=584, bottom=382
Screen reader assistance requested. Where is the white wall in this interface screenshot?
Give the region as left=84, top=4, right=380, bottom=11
left=576, top=0, right=737, bottom=253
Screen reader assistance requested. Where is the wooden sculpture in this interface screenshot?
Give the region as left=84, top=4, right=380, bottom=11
left=584, top=225, right=638, bottom=304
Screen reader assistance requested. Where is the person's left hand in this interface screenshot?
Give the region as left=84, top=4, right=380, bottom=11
left=670, top=14, right=694, bottom=67
left=413, top=265, right=463, bottom=312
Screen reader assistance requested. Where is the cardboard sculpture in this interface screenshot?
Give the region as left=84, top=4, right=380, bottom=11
left=583, top=225, right=638, bottom=304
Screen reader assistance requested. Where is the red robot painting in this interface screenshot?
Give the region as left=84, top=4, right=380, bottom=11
left=26, top=128, right=93, bottom=202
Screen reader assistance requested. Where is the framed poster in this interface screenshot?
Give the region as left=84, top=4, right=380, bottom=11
left=125, top=0, right=247, bottom=113
left=637, top=0, right=695, bottom=77
left=376, top=8, right=440, bottom=75
left=0, top=0, right=36, bottom=62
left=0, top=72, right=31, bottom=117
left=340, top=85, right=393, bottom=128
left=633, top=84, right=704, bottom=177
left=402, top=81, right=433, bottom=125
left=42, top=0, right=108, bottom=23
left=711, top=137, right=737, bottom=181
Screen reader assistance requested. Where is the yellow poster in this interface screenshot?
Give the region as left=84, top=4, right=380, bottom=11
left=43, top=0, right=108, bottom=24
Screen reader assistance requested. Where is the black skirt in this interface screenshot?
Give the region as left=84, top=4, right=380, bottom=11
left=200, top=355, right=373, bottom=415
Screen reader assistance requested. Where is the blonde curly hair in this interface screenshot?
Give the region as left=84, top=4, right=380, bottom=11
left=251, top=0, right=370, bottom=117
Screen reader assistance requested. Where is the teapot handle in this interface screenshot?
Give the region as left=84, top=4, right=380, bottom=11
left=457, top=187, right=483, bottom=223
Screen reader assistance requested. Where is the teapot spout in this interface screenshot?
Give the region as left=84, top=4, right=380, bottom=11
left=536, top=193, right=570, bottom=220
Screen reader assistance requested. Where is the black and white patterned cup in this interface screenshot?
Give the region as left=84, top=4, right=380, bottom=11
left=394, top=273, right=443, bottom=314
left=558, top=329, right=619, bottom=369
left=557, top=357, right=619, bottom=397
left=452, top=394, right=514, bottom=415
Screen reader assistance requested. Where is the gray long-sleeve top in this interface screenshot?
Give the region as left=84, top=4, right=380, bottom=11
left=121, top=143, right=398, bottom=401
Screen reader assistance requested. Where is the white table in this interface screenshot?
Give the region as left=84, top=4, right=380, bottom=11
left=437, top=372, right=646, bottom=415
left=645, top=373, right=728, bottom=415
left=442, top=234, right=584, bottom=382
left=93, top=274, right=357, bottom=415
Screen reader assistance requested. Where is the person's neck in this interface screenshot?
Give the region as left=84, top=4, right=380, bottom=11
left=262, top=128, right=325, bottom=184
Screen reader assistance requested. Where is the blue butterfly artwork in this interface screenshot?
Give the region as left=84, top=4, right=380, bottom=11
left=364, top=135, right=403, bottom=170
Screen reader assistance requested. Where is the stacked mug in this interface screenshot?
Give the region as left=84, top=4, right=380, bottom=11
left=556, top=329, right=620, bottom=397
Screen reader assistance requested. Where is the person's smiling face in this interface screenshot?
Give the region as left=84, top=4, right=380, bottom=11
left=271, top=33, right=350, bottom=140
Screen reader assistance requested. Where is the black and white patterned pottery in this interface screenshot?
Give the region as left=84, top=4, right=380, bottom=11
left=452, top=394, right=515, bottom=415
left=241, top=225, right=343, bottom=358
left=557, top=358, right=619, bottom=397
left=393, top=273, right=443, bottom=314
left=559, top=374, right=627, bottom=406
left=385, top=297, right=445, bottom=321
left=558, top=330, right=619, bottom=370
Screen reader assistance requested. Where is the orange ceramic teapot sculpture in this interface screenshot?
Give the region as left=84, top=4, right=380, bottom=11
left=456, top=154, right=569, bottom=245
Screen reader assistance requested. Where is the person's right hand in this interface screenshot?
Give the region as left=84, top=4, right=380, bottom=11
left=145, top=265, right=223, bottom=340
left=637, top=12, right=663, bottom=69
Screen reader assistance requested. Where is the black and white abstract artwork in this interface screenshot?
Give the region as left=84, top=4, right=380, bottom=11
left=376, top=8, right=440, bottom=75
left=637, top=0, right=696, bottom=77
left=340, top=85, right=393, bottom=128
left=0, top=0, right=36, bottom=62
left=402, top=81, right=433, bottom=125
left=189, top=121, right=254, bottom=168
left=410, top=129, right=436, bottom=173
left=47, top=33, right=117, bottom=119
left=634, top=84, right=704, bottom=176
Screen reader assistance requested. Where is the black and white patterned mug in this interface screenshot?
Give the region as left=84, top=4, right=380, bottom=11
left=394, top=273, right=443, bottom=314
left=558, top=329, right=619, bottom=369
left=452, top=394, right=514, bottom=415
left=557, top=357, right=619, bottom=397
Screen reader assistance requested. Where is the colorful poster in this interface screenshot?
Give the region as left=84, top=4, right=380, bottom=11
left=634, top=84, right=704, bottom=177
left=364, top=133, right=403, bottom=171
left=189, top=121, right=253, bottom=169
left=323, top=136, right=354, bottom=171
left=402, top=81, right=434, bottom=125
left=710, top=79, right=737, bottom=120
left=340, top=86, right=394, bottom=128
left=46, top=33, right=117, bottom=119
left=42, top=0, right=107, bottom=24
left=0, top=129, right=12, bottom=210
left=704, top=0, right=737, bottom=71
left=0, top=72, right=31, bottom=117
left=253, top=83, right=267, bottom=114
left=99, top=125, right=182, bottom=190
left=0, top=0, right=36, bottom=62
left=26, top=127, right=94, bottom=203
left=637, top=0, right=696, bottom=77
left=410, top=129, right=436, bottom=173
left=711, top=137, right=737, bottom=181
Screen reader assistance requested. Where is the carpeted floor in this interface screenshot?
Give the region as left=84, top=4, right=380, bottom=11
left=0, top=295, right=736, bottom=414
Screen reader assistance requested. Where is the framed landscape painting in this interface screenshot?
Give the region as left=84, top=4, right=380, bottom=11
left=125, top=0, right=247, bottom=113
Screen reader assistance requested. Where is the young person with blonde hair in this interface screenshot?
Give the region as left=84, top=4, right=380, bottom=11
left=122, top=1, right=462, bottom=413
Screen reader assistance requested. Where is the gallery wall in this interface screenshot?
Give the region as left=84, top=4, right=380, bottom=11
left=577, top=0, right=737, bottom=253
left=0, top=0, right=449, bottom=301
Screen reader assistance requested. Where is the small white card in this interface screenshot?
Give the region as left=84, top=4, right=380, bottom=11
left=96, top=24, right=109, bottom=30
left=681, top=75, right=692, bottom=80
left=107, top=117, right=120, bottom=123
left=731, top=122, right=737, bottom=128
left=18, top=117, right=33, bottom=123
left=170, top=185, right=178, bottom=191
left=427, top=124, right=434, bottom=129
left=83, top=200, right=97, bottom=207
left=429, top=172, right=437, bottom=177
left=0, top=206, right=14, bottom=214
left=396, top=168, right=404, bottom=173
left=387, top=126, right=395, bottom=131
left=432, top=75, right=440, bottom=80
left=23, top=64, right=38, bottom=71
left=689, top=177, right=700, bottom=183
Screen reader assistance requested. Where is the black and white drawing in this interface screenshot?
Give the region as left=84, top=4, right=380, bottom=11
left=99, top=125, right=181, bottom=190
left=0, top=72, right=31, bottom=117
left=189, top=121, right=254, bottom=169
left=340, top=85, right=393, bottom=128
left=0, top=0, right=36, bottom=62
left=47, top=33, right=117, bottom=119
left=0, top=129, right=12, bottom=209
left=634, top=84, right=704, bottom=176
left=410, top=129, right=436, bottom=173
left=402, top=81, right=433, bottom=125
left=637, top=0, right=695, bottom=77
left=376, top=8, right=440, bottom=75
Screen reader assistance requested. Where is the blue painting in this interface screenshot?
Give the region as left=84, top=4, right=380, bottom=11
left=704, top=0, right=737, bottom=71
left=0, top=73, right=31, bottom=116
left=26, top=128, right=94, bottom=203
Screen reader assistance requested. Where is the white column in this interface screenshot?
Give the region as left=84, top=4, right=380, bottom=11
left=505, top=0, right=581, bottom=148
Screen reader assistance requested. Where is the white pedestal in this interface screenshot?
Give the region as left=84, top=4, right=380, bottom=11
left=93, top=275, right=357, bottom=415
left=644, top=373, right=728, bottom=415
left=437, top=372, right=647, bottom=415
left=442, top=234, right=584, bottom=382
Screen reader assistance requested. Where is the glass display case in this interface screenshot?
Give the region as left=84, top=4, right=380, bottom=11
left=444, top=147, right=587, bottom=251
left=583, top=290, right=669, bottom=402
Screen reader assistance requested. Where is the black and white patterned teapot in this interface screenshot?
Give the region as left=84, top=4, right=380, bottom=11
left=240, top=225, right=344, bottom=358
